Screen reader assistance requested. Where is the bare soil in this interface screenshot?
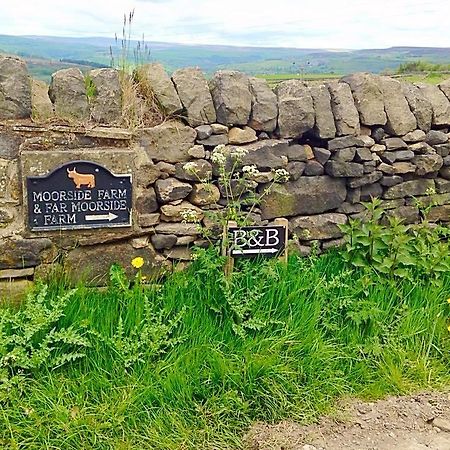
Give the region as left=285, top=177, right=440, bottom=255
left=245, top=392, right=450, bottom=450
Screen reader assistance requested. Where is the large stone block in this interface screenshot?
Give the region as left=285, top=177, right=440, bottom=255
left=0, top=132, right=22, bottom=160
left=383, top=179, right=435, bottom=199
left=136, top=63, right=182, bottom=115
left=0, top=237, right=53, bottom=269
left=209, top=70, right=252, bottom=126
left=48, top=68, right=89, bottom=121
left=0, top=56, right=32, bottom=119
left=341, top=73, right=386, bottom=126
left=379, top=76, right=416, bottom=136
left=290, top=213, right=347, bottom=240
left=401, top=83, right=433, bottom=132
left=89, top=68, right=122, bottom=124
left=275, top=80, right=315, bottom=138
left=261, top=176, right=346, bottom=219
left=327, top=81, right=360, bottom=136
left=416, top=83, right=450, bottom=126
left=31, top=79, right=54, bottom=120
left=309, top=84, right=336, bottom=139
left=248, top=77, right=278, bottom=132
left=140, top=120, right=196, bottom=163
left=155, top=178, right=192, bottom=203
left=172, top=67, right=216, bottom=127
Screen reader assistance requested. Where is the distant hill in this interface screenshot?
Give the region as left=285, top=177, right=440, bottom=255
left=1, top=34, right=450, bottom=82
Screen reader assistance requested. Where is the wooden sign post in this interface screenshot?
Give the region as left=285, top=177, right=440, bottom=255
left=223, top=218, right=289, bottom=277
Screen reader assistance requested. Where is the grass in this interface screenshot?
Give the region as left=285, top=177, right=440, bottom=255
left=1, top=245, right=449, bottom=449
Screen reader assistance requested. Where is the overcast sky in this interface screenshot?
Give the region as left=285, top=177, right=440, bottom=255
left=2, top=0, right=450, bottom=49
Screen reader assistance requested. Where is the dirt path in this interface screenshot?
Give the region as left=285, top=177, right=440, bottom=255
left=245, top=392, right=450, bottom=450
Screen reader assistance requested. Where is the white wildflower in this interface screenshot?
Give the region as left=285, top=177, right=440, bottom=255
left=273, top=168, right=290, bottom=182
left=182, top=162, right=198, bottom=174
left=230, top=147, right=249, bottom=160
left=211, top=145, right=227, bottom=165
left=242, top=165, right=260, bottom=177
left=180, top=208, right=200, bottom=223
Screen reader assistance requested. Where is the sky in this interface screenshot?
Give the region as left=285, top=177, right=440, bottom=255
left=1, top=0, right=450, bottom=49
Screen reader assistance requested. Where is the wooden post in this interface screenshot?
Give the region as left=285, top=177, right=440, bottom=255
left=274, top=217, right=289, bottom=264
left=223, top=220, right=237, bottom=277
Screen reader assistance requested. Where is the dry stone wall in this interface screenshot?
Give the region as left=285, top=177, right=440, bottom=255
left=1, top=54, right=450, bottom=286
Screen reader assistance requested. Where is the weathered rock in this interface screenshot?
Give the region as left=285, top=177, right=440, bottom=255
left=195, top=124, right=213, bottom=140
left=382, top=137, right=408, bottom=150
left=31, top=79, right=54, bottom=120
left=370, top=144, right=386, bottom=153
left=412, top=153, right=443, bottom=175
left=360, top=182, right=383, bottom=201
left=89, top=68, right=121, bottom=123
left=379, top=76, right=416, bottom=135
left=188, top=145, right=206, bottom=159
left=228, top=126, right=257, bottom=144
left=175, top=159, right=212, bottom=181
left=172, top=67, right=216, bottom=126
left=286, top=144, right=312, bottom=162
left=346, top=188, right=361, bottom=203
left=371, top=126, right=386, bottom=143
left=0, top=238, right=53, bottom=269
left=261, top=176, right=346, bottom=219
left=435, top=144, right=450, bottom=158
left=402, top=83, right=433, bottom=131
left=155, top=161, right=176, bottom=175
left=409, top=141, right=434, bottom=154
left=290, top=213, right=347, bottom=240
left=392, top=162, right=416, bottom=174
left=209, top=70, right=252, bottom=126
left=313, top=147, right=331, bottom=165
left=211, top=123, right=229, bottom=134
left=197, top=134, right=229, bottom=147
left=248, top=77, right=278, bottom=132
left=0, top=133, right=21, bottom=160
left=154, top=222, right=199, bottom=235
left=384, top=206, right=420, bottom=224
left=136, top=187, right=159, bottom=213
left=304, top=160, right=324, bottom=176
left=381, top=175, right=403, bottom=187
left=164, top=246, right=192, bottom=261
left=286, top=161, right=306, bottom=181
left=160, top=201, right=203, bottom=222
left=341, top=73, right=387, bottom=126
left=402, top=129, right=426, bottom=143
left=309, top=84, right=336, bottom=139
left=136, top=163, right=160, bottom=188
left=188, top=183, right=220, bottom=206
left=328, top=135, right=374, bottom=150
left=378, top=163, right=395, bottom=175
left=425, top=130, right=448, bottom=145
left=354, top=147, right=373, bottom=162
left=138, top=213, right=160, bottom=228
left=48, top=68, right=89, bottom=121
left=237, top=140, right=290, bottom=169
left=0, top=56, right=31, bottom=119
left=327, top=81, right=360, bottom=136
left=325, top=161, right=364, bottom=177
left=155, top=178, right=192, bottom=203
left=383, top=179, right=435, bottom=199
left=427, top=205, right=450, bottom=222
left=440, top=166, right=450, bottom=180
left=337, top=202, right=365, bottom=214
left=347, top=171, right=382, bottom=188
left=416, top=83, right=450, bottom=126
left=331, top=147, right=356, bottom=162
left=439, top=78, right=450, bottom=102
left=0, top=279, right=33, bottom=306
left=141, top=121, right=196, bottom=163
left=137, top=63, right=182, bottom=115
left=381, top=150, right=414, bottom=164
left=363, top=161, right=376, bottom=173
left=276, top=80, right=315, bottom=138
left=0, top=207, right=14, bottom=227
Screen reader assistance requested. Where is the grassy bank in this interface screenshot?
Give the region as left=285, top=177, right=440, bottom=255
left=1, top=242, right=449, bottom=449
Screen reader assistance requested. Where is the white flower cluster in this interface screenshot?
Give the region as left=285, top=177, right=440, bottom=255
left=242, top=165, right=260, bottom=177
left=230, top=147, right=249, bottom=160
left=180, top=208, right=200, bottom=223
left=182, top=162, right=198, bottom=174
left=273, top=168, right=290, bottom=183
left=211, top=144, right=227, bottom=165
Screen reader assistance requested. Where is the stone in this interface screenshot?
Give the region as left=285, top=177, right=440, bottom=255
left=402, top=129, right=426, bottom=143
left=346, top=188, right=361, bottom=203
left=313, top=147, right=331, bottom=165
left=381, top=175, right=403, bottom=187
left=197, top=134, right=229, bottom=147
left=141, top=120, right=196, bottom=163
left=405, top=192, right=450, bottom=205
left=363, top=161, right=376, bottom=173
left=416, top=83, right=450, bottom=126
left=0, top=267, right=34, bottom=279
left=0, top=56, right=32, bottom=119
left=290, top=213, right=347, bottom=240
left=209, top=70, right=252, bottom=126
left=327, top=81, right=360, bottom=136
left=286, top=161, right=306, bottom=181
left=0, top=279, right=33, bottom=306
left=435, top=144, right=450, bottom=158
left=195, top=124, right=213, bottom=140
left=136, top=187, right=158, bottom=213
left=341, top=73, right=387, bottom=126
left=211, top=123, right=229, bottom=134
left=137, top=63, right=182, bottom=115
left=160, top=201, right=203, bottom=222
left=154, top=223, right=199, bottom=236
left=84, top=127, right=132, bottom=140
left=0, top=133, right=21, bottom=160
left=439, top=78, right=450, bottom=101
left=392, top=162, right=416, bottom=174
left=412, top=153, right=443, bottom=175
left=380, top=199, right=406, bottom=209
left=155, top=161, right=176, bottom=175
left=0, top=207, right=14, bottom=227
left=248, top=77, right=278, bottom=132
left=427, top=205, right=450, bottom=222
left=379, top=76, right=416, bottom=135
left=0, top=237, right=53, bottom=269
left=138, top=213, right=160, bottom=228
left=425, top=130, right=448, bottom=145
left=381, top=150, right=414, bottom=164
left=31, top=79, right=54, bottom=120
left=261, top=176, right=346, bottom=219
left=155, top=178, right=192, bottom=203
left=360, top=182, right=383, bottom=201
left=384, top=206, right=420, bottom=224
left=188, top=183, right=220, bottom=206
left=258, top=132, right=270, bottom=140
left=382, top=137, right=408, bottom=150
left=328, top=135, right=374, bottom=150
left=66, top=241, right=164, bottom=285
left=238, top=140, right=290, bottom=169
left=48, top=68, right=89, bottom=121
left=354, top=147, right=373, bottom=162
left=175, top=159, right=212, bottom=182
left=172, top=67, right=216, bottom=126
left=286, top=144, right=312, bottom=162
left=309, top=84, right=336, bottom=139
left=337, top=202, right=365, bottom=214
left=89, top=68, right=121, bottom=123
left=325, top=161, right=364, bottom=177
left=275, top=80, right=315, bottom=138
left=347, top=171, right=382, bottom=188
left=252, top=171, right=274, bottom=183
left=440, top=166, right=450, bottom=180
left=228, top=126, right=257, bottom=144
left=383, top=179, right=435, bottom=199
left=136, top=164, right=160, bottom=188
left=164, top=246, right=192, bottom=261
left=370, top=144, right=386, bottom=153
left=436, top=178, right=450, bottom=193
left=322, top=238, right=345, bottom=250
left=409, top=141, right=434, bottom=154
left=304, top=160, right=324, bottom=176
left=371, top=126, right=386, bottom=143
left=331, top=147, right=356, bottom=162
left=378, top=163, right=395, bottom=175
left=187, top=145, right=206, bottom=159
left=402, top=82, right=433, bottom=131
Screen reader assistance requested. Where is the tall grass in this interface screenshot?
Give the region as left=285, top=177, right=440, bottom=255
left=1, top=248, right=449, bottom=449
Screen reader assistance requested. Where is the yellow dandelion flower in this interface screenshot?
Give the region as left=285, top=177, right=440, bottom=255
left=131, top=257, right=144, bottom=269
left=448, top=324, right=450, bottom=333
left=447, top=298, right=450, bottom=304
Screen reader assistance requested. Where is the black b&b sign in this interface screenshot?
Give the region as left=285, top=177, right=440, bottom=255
left=27, top=161, right=132, bottom=231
